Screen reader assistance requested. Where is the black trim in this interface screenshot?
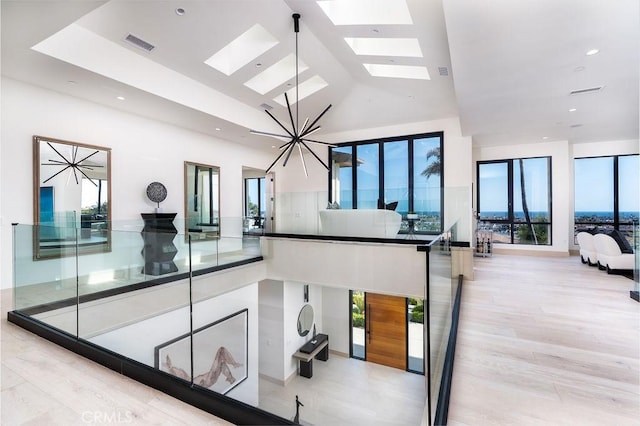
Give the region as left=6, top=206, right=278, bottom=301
left=433, top=274, right=464, bottom=426
left=7, top=311, right=293, bottom=425
left=18, top=256, right=264, bottom=316
left=630, top=291, right=639, bottom=302
left=263, top=232, right=433, bottom=246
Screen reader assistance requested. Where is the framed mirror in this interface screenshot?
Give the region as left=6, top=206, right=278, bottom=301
left=33, top=135, right=111, bottom=259
left=184, top=161, right=220, bottom=240
left=297, top=304, right=314, bottom=336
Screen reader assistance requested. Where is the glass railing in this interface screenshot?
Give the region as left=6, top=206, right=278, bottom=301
left=426, top=222, right=459, bottom=425
left=273, top=187, right=470, bottom=242
left=10, top=215, right=465, bottom=425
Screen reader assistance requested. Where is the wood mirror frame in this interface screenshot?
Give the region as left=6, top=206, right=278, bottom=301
left=33, top=135, right=112, bottom=260
left=184, top=161, right=220, bottom=241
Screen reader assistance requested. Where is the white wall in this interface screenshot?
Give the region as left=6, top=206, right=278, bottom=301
left=0, top=77, right=273, bottom=289
left=321, top=286, right=350, bottom=355
left=258, top=279, right=285, bottom=381
left=89, top=283, right=260, bottom=406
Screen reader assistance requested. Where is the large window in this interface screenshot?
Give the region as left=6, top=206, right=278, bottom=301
left=244, top=177, right=265, bottom=231
left=477, top=157, right=551, bottom=245
left=574, top=154, right=639, bottom=241
left=330, top=132, right=443, bottom=234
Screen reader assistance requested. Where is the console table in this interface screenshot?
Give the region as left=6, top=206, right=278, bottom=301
left=292, top=333, right=329, bottom=378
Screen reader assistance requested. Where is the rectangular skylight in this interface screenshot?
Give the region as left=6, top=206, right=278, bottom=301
left=363, top=63, right=430, bottom=80
left=317, top=0, right=413, bottom=25
left=204, top=24, right=278, bottom=76
left=273, top=75, right=328, bottom=106
left=344, top=37, right=422, bottom=57
left=244, top=54, right=308, bottom=95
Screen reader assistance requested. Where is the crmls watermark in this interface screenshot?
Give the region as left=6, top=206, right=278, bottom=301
left=81, top=410, right=134, bottom=424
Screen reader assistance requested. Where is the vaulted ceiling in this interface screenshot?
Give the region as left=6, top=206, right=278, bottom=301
left=2, top=0, right=638, bottom=150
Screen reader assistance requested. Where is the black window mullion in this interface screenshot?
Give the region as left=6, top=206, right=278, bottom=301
left=378, top=142, right=385, bottom=206
left=507, top=160, right=514, bottom=243
left=613, top=156, right=620, bottom=230
left=408, top=138, right=415, bottom=213
left=352, top=145, right=358, bottom=208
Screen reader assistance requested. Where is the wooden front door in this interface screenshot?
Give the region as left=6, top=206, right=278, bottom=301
left=365, top=293, right=407, bottom=370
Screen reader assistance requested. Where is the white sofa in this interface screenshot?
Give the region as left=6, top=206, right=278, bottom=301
left=593, top=233, right=635, bottom=273
left=576, top=232, right=597, bottom=265
left=319, top=209, right=402, bottom=238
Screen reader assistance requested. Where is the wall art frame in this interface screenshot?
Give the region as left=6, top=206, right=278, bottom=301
left=154, top=309, right=248, bottom=395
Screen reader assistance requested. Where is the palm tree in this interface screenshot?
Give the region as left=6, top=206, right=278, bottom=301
left=518, top=159, right=537, bottom=244
left=420, top=146, right=441, bottom=179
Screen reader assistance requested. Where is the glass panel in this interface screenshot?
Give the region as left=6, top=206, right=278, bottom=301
left=259, top=177, right=266, bottom=218
left=574, top=157, right=614, bottom=226
left=413, top=137, right=441, bottom=231
left=408, top=297, right=424, bottom=373
left=331, top=146, right=353, bottom=209
left=356, top=143, right=379, bottom=209
left=513, top=158, right=550, bottom=223
left=351, top=291, right=365, bottom=359
left=513, top=223, right=550, bottom=245
left=478, top=162, right=508, bottom=221
left=427, top=233, right=454, bottom=424
left=618, top=155, right=639, bottom=226
left=383, top=140, right=408, bottom=214
left=246, top=178, right=259, bottom=217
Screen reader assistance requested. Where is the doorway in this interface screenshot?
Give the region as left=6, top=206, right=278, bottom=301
left=351, top=291, right=424, bottom=373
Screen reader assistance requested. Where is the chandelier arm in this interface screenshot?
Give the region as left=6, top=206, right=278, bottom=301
left=74, top=150, right=100, bottom=165
left=47, top=142, right=72, bottom=165
left=265, top=143, right=294, bottom=174
left=297, top=143, right=308, bottom=177
left=265, top=109, right=296, bottom=139
left=42, top=165, right=72, bottom=184
left=300, top=125, right=321, bottom=138
left=299, top=117, right=310, bottom=135
left=72, top=146, right=78, bottom=164
left=284, top=92, right=297, bottom=135
left=75, top=167, right=98, bottom=186
left=42, top=160, right=68, bottom=165
left=301, top=104, right=332, bottom=137
left=300, top=137, right=337, bottom=147
left=71, top=167, right=79, bottom=185
left=249, top=129, right=291, bottom=140
left=281, top=141, right=298, bottom=167
left=299, top=140, right=329, bottom=170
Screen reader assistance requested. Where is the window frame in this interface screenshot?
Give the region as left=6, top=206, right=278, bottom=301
left=476, top=156, right=553, bottom=245
left=328, top=132, right=444, bottom=234
left=574, top=153, right=639, bottom=234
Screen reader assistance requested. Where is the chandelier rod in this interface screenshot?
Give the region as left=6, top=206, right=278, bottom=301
left=293, top=13, right=300, bottom=135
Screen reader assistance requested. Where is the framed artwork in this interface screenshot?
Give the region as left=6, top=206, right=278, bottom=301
left=155, top=309, right=248, bottom=395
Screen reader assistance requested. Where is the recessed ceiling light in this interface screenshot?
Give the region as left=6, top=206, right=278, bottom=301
left=204, top=24, right=279, bottom=76
left=363, top=63, right=430, bottom=80
left=569, top=108, right=577, bottom=112
left=67, top=80, right=77, bottom=85
left=116, top=96, right=125, bottom=101
left=215, top=127, right=221, bottom=131
left=175, top=8, right=185, bottom=16
left=344, top=37, right=422, bottom=57
left=586, top=49, right=599, bottom=56
left=542, top=136, right=549, bottom=140
left=574, top=66, right=585, bottom=72
left=317, top=0, right=413, bottom=25
left=256, top=63, right=262, bottom=68
left=271, top=145, right=277, bottom=149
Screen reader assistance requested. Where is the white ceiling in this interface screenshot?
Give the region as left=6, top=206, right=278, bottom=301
left=1, top=0, right=638, bottom=150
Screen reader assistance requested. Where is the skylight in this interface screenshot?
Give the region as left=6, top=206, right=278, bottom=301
left=204, top=24, right=278, bottom=76
left=244, top=54, right=309, bottom=95
left=317, top=0, right=413, bottom=25
left=363, top=63, right=430, bottom=80
left=272, top=75, right=328, bottom=106
left=344, top=37, right=422, bottom=57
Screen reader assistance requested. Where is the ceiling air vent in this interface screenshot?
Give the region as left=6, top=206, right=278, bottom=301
left=569, top=86, right=603, bottom=95
left=124, top=34, right=155, bottom=52
left=259, top=103, right=273, bottom=111
left=438, top=66, right=449, bottom=76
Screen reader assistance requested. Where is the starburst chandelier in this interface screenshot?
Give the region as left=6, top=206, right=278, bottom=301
left=41, top=142, right=103, bottom=186
left=250, top=13, right=334, bottom=177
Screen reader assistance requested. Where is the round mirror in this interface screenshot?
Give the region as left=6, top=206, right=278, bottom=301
left=297, top=304, right=314, bottom=336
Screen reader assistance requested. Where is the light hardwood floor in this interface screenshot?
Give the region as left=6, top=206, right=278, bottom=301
left=448, top=254, right=639, bottom=426
left=1, top=254, right=638, bottom=425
